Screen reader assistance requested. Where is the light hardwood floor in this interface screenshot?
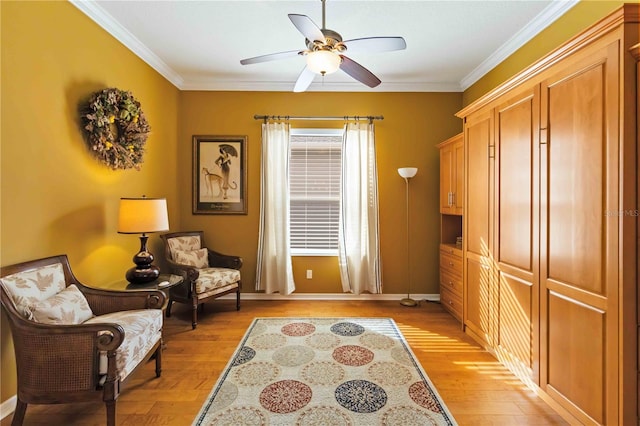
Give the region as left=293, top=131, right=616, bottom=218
left=1, top=299, right=567, bottom=425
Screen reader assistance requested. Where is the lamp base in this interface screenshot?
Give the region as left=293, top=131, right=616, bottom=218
left=126, top=265, right=160, bottom=284
left=400, top=297, right=418, bottom=307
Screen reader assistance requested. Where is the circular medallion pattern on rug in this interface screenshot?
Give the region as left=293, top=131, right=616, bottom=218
left=335, top=380, right=387, bottom=413
left=296, top=406, right=354, bottom=426
left=233, top=361, right=280, bottom=386
left=330, top=322, right=365, bottom=336
left=305, top=332, right=341, bottom=350
left=272, top=345, right=315, bottom=367
left=367, top=362, right=412, bottom=385
left=408, top=381, right=443, bottom=413
left=232, top=346, right=256, bottom=366
left=209, top=381, right=238, bottom=412
left=359, top=332, right=396, bottom=350
left=208, top=407, right=267, bottom=425
left=281, top=322, right=316, bottom=336
left=301, top=361, right=346, bottom=386
left=390, top=346, right=413, bottom=365
left=250, top=333, right=287, bottom=350
left=332, top=345, right=374, bottom=366
left=259, top=380, right=313, bottom=413
left=381, top=406, right=440, bottom=425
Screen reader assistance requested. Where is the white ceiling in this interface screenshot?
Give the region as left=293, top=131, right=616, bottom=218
left=71, top=0, right=578, bottom=92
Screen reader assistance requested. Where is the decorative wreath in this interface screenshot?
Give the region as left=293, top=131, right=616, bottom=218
left=81, top=88, right=151, bottom=170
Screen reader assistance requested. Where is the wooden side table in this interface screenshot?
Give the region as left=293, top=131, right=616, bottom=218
left=120, top=273, right=184, bottom=292
left=109, top=273, right=184, bottom=349
left=108, top=273, right=183, bottom=313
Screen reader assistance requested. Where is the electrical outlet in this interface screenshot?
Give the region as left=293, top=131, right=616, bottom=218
left=306, top=269, right=313, bottom=279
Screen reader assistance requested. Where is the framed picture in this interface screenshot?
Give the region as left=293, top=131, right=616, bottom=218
left=193, top=135, right=247, bottom=214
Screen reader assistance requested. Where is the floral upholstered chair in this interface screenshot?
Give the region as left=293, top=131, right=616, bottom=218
left=160, top=231, right=242, bottom=329
left=0, top=255, right=164, bottom=426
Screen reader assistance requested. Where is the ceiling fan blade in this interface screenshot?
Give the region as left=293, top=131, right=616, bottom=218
left=342, top=37, right=407, bottom=54
left=339, top=56, right=381, bottom=88
left=240, top=49, right=302, bottom=65
left=293, top=66, right=316, bottom=93
left=288, top=14, right=326, bottom=44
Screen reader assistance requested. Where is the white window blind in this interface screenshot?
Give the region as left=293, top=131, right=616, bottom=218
left=289, top=129, right=343, bottom=255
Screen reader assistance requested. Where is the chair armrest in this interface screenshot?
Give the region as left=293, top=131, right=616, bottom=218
left=77, top=284, right=165, bottom=316
left=5, top=313, right=125, bottom=392
left=208, top=249, right=243, bottom=269
left=165, top=257, right=200, bottom=282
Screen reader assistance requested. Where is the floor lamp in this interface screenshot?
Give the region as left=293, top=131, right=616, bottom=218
left=398, top=167, right=418, bottom=307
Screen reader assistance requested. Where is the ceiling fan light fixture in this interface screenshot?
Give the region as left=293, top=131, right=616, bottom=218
left=306, top=50, right=341, bottom=75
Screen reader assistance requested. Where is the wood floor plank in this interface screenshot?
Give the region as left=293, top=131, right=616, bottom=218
left=0, top=300, right=567, bottom=425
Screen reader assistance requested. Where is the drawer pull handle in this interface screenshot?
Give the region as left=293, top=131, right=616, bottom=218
left=449, top=300, right=454, bottom=305
left=448, top=281, right=453, bottom=286
left=449, top=262, right=454, bottom=266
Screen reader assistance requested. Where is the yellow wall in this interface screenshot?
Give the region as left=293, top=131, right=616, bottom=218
left=463, top=0, right=626, bottom=105
left=178, top=91, right=462, bottom=295
left=1, top=1, right=180, bottom=403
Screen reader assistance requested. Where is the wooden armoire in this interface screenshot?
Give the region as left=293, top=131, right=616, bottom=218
left=456, top=5, right=638, bottom=425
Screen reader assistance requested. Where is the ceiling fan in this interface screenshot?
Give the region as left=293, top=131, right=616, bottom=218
left=239, top=0, right=407, bottom=92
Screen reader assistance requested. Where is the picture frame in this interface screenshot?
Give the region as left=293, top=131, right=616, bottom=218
left=193, top=135, right=247, bottom=214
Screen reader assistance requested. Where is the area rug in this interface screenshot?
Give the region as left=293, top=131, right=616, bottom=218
left=193, top=317, right=457, bottom=425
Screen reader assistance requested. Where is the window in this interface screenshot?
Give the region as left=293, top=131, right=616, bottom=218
left=289, top=128, right=343, bottom=255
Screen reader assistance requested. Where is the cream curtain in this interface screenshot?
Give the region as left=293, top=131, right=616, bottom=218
left=338, top=122, right=382, bottom=294
left=255, top=122, right=296, bottom=295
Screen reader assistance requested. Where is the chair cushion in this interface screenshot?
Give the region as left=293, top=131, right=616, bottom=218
left=173, top=248, right=208, bottom=269
left=167, top=235, right=201, bottom=258
left=30, top=284, right=94, bottom=324
left=85, top=309, right=163, bottom=381
left=195, top=267, right=241, bottom=294
left=0, top=263, right=67, bottom=319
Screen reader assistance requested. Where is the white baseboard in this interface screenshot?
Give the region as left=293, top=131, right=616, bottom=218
left=0, top=293, right=440, bottom=420
left=220, top=292, right=441, bottom=302
left=1, top=395, right=16, bottom=421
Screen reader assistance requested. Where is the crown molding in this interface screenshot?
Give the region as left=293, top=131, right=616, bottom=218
left=179, top=80, right=462, bottom=92
left=460, top=0, right=579, bottom=90
left=69, top=0, right=185, bottom=88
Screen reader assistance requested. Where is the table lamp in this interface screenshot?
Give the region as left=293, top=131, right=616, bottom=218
left=118, top=196, right=169, bottom=284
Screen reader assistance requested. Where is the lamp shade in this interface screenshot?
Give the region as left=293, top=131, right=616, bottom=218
left=398, top=167, right=418, bottom=179
left=118, top=197, right=169, bottom=234
left=306, top=50, right=342, bottom=75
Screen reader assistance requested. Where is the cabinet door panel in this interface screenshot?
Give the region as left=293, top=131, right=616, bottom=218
left=465, top=255, right=492, bottom=344
left=439, top=146, right=453, bottom=214
left=464, top=110, right=494, bottom=346
left=494, top=88, right=539, bottom=384
left=540, top=40, right=619, bottom=425
left=547, top=65, right=604, bottom=293
left=466, top=117, right=491, bottom=257
left=548, top=292, right=605, bottom=423
left=454, top=140, right=464, bottom=214
left=498, top=272, right=534, bottom=370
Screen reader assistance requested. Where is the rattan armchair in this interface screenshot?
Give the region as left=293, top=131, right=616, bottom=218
left=160, top=231, right=242, bottom=329
left=0, top=255, right=165, bottom=426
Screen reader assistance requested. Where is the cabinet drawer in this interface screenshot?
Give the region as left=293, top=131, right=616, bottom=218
left=441, top=287, right=463, bottom=321
left=440, top=244, right=462, bottom=258
left=440, top=269, right=463, bottom=297
left=440, top=251, right=463, bottom=275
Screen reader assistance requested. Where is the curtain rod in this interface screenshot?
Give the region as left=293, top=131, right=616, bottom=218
left=254, top=115, right=383, bottom=123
